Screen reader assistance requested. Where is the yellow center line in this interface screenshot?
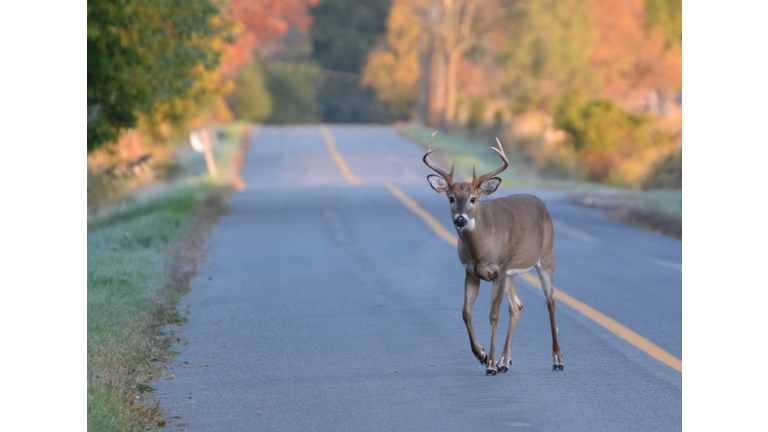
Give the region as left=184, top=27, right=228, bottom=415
left=518, top=272, right=682, bottom=373
left=319, top=124, right=362, bottom=186
left=387, top=188, right=683, bottom=374
left=384, top=184, right=458, bottom=246
left=320, top=125, right=682, bottom=373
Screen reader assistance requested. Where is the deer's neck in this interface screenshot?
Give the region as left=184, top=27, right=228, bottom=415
left=457, top=203, right=495, bottom=256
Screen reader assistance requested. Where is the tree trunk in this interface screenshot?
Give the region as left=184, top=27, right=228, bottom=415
left=444, top=49, right=460, bottom=128
left=415, top=21, right=433, bottom=124
left=428, top=47, right=446, bottom=127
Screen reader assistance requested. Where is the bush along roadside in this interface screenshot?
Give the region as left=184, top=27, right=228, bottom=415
left=87, top=124, right=250, bottom=431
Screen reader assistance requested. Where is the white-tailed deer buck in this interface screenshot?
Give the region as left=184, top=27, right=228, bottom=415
left=423, top=132, right=563, bottom=375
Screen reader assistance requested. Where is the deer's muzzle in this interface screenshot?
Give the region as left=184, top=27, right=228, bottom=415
left=454, top=215, right=468, bottom=227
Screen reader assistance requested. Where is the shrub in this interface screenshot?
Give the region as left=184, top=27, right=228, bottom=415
left=643, top=147, right=682, bottom=190
left=226, top=62, right=273, bottom=122
left=264, top=63, right=322, bottom=124
left=555, top=98, right=656, bottom=186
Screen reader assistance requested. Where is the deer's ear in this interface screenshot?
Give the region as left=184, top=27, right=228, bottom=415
left=427, top=175, right=450, bottom=195
left=477, top=177, right=501, bottom=196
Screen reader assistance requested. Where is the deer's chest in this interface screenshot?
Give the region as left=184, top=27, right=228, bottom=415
left=462, top=260, right=500, bottom=282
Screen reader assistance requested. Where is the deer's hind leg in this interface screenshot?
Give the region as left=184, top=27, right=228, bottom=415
left=497, top=276, right=523, bottom=374
left=535, top=259, right=563, bottom=371
left=485, top=275, right=507, bottom=376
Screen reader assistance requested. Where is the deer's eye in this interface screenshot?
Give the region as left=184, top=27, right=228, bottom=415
left=470, top=197, right=476, bottom=204
left=449, top=197, right=455, bottom=204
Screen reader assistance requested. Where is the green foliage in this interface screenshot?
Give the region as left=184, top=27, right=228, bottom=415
left=500, top=0, right=599, bottom=113
left=226, top=62, right=273, bottom=122
left=87, top=0, right=231, bottom=152
left=556, top=98, right=647, bottom=152
left=309, top=0, right=392, bottom=122
left=310, top=0, right=391, bottom=73
left=264, top=63, right=322, bottom=124
left=466, top=99, right=485, bottom=131
left=316, top=79, right=392, bottom=123
left=555, top=98, right=650, bottom=181
left=646, top=0, right=682, bottom=49
left=643, top=147, right=682, bottom=190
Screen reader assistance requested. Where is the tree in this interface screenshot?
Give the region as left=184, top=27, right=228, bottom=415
left=363, top=0, right=494, bottom=127
left=222, top=0, right=321, bottom=76
left=500, top=0, right=599, bottom=114
left=361, top=1, right=421, bottom=120
left=225, top=62, right=273, bottom=122
left=309, top=0, right=393, bottom=122
left=263, top=63, right=322, bottom=124
left=590, top=0, right=681, bottom=99
left=645, top=0, right=682, bottom=50
left=87, top=0, right=230, bottom=152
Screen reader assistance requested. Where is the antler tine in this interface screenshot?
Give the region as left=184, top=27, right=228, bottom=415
left=423, top=131, right=455, bottom=186
left=472, top=137, right=509, bottom=187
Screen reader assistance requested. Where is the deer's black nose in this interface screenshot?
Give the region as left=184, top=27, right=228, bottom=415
left=454, top=215, right=467, bottom=227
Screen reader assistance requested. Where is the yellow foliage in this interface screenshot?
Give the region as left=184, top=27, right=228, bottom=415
left=361, top=0, right=420, bottom=113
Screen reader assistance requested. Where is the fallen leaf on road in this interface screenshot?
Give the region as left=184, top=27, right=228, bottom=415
left=182, top=364, right=209, bottom=368
left=429, top=365, right=437, bottom=367
left=389, top=370, right=398, bottom=373
left=166, top=374, right=175, bottom=379
left=158, top=420, right=166, bottom=427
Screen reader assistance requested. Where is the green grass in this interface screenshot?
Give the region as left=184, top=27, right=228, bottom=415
left=87, top=123, right=247, bottom=431
left=87, top=181, right=215, bottom=431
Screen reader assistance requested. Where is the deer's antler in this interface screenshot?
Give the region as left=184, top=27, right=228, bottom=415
left=472, top=137, right=509, bottom=188
left=422, top=131, right=455, bottom=187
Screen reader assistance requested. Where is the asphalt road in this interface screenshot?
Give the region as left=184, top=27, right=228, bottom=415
left=154, top=125, right=682, bottom=431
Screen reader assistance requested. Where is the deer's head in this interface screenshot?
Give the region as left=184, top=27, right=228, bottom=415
left=423, top=132, right=509, bottom=231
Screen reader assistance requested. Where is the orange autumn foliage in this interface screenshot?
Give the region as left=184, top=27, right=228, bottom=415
left=590, top=0, right=681, bottom=97
left=220, top=0, right=321, bottom=76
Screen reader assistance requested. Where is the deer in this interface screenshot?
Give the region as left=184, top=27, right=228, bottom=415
left=423, top=132, right=563, bottom=375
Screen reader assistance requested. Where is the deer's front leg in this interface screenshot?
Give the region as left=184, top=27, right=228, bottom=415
left=462, top=272, right=486, bottom=366
left=486, top=276, right=506, bottom=376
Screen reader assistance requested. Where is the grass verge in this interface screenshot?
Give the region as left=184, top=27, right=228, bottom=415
left=87, top=123, right=250, bottom=431
left=396, top=122, right=681, bottom=239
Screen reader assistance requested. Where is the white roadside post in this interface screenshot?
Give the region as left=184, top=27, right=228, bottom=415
left=190, top=129, right=219, bottom=179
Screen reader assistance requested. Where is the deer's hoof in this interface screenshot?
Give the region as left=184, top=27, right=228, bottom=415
left=497, top=365, right=508, bottom=374
left=552, top=364, right=564, bottom=371
left=478, top=352, right=487, bottom=366
left=486, top=368, right=497, bottom=376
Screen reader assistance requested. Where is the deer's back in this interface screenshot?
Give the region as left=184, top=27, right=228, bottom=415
left=485, top=193, right=554, bottom=265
